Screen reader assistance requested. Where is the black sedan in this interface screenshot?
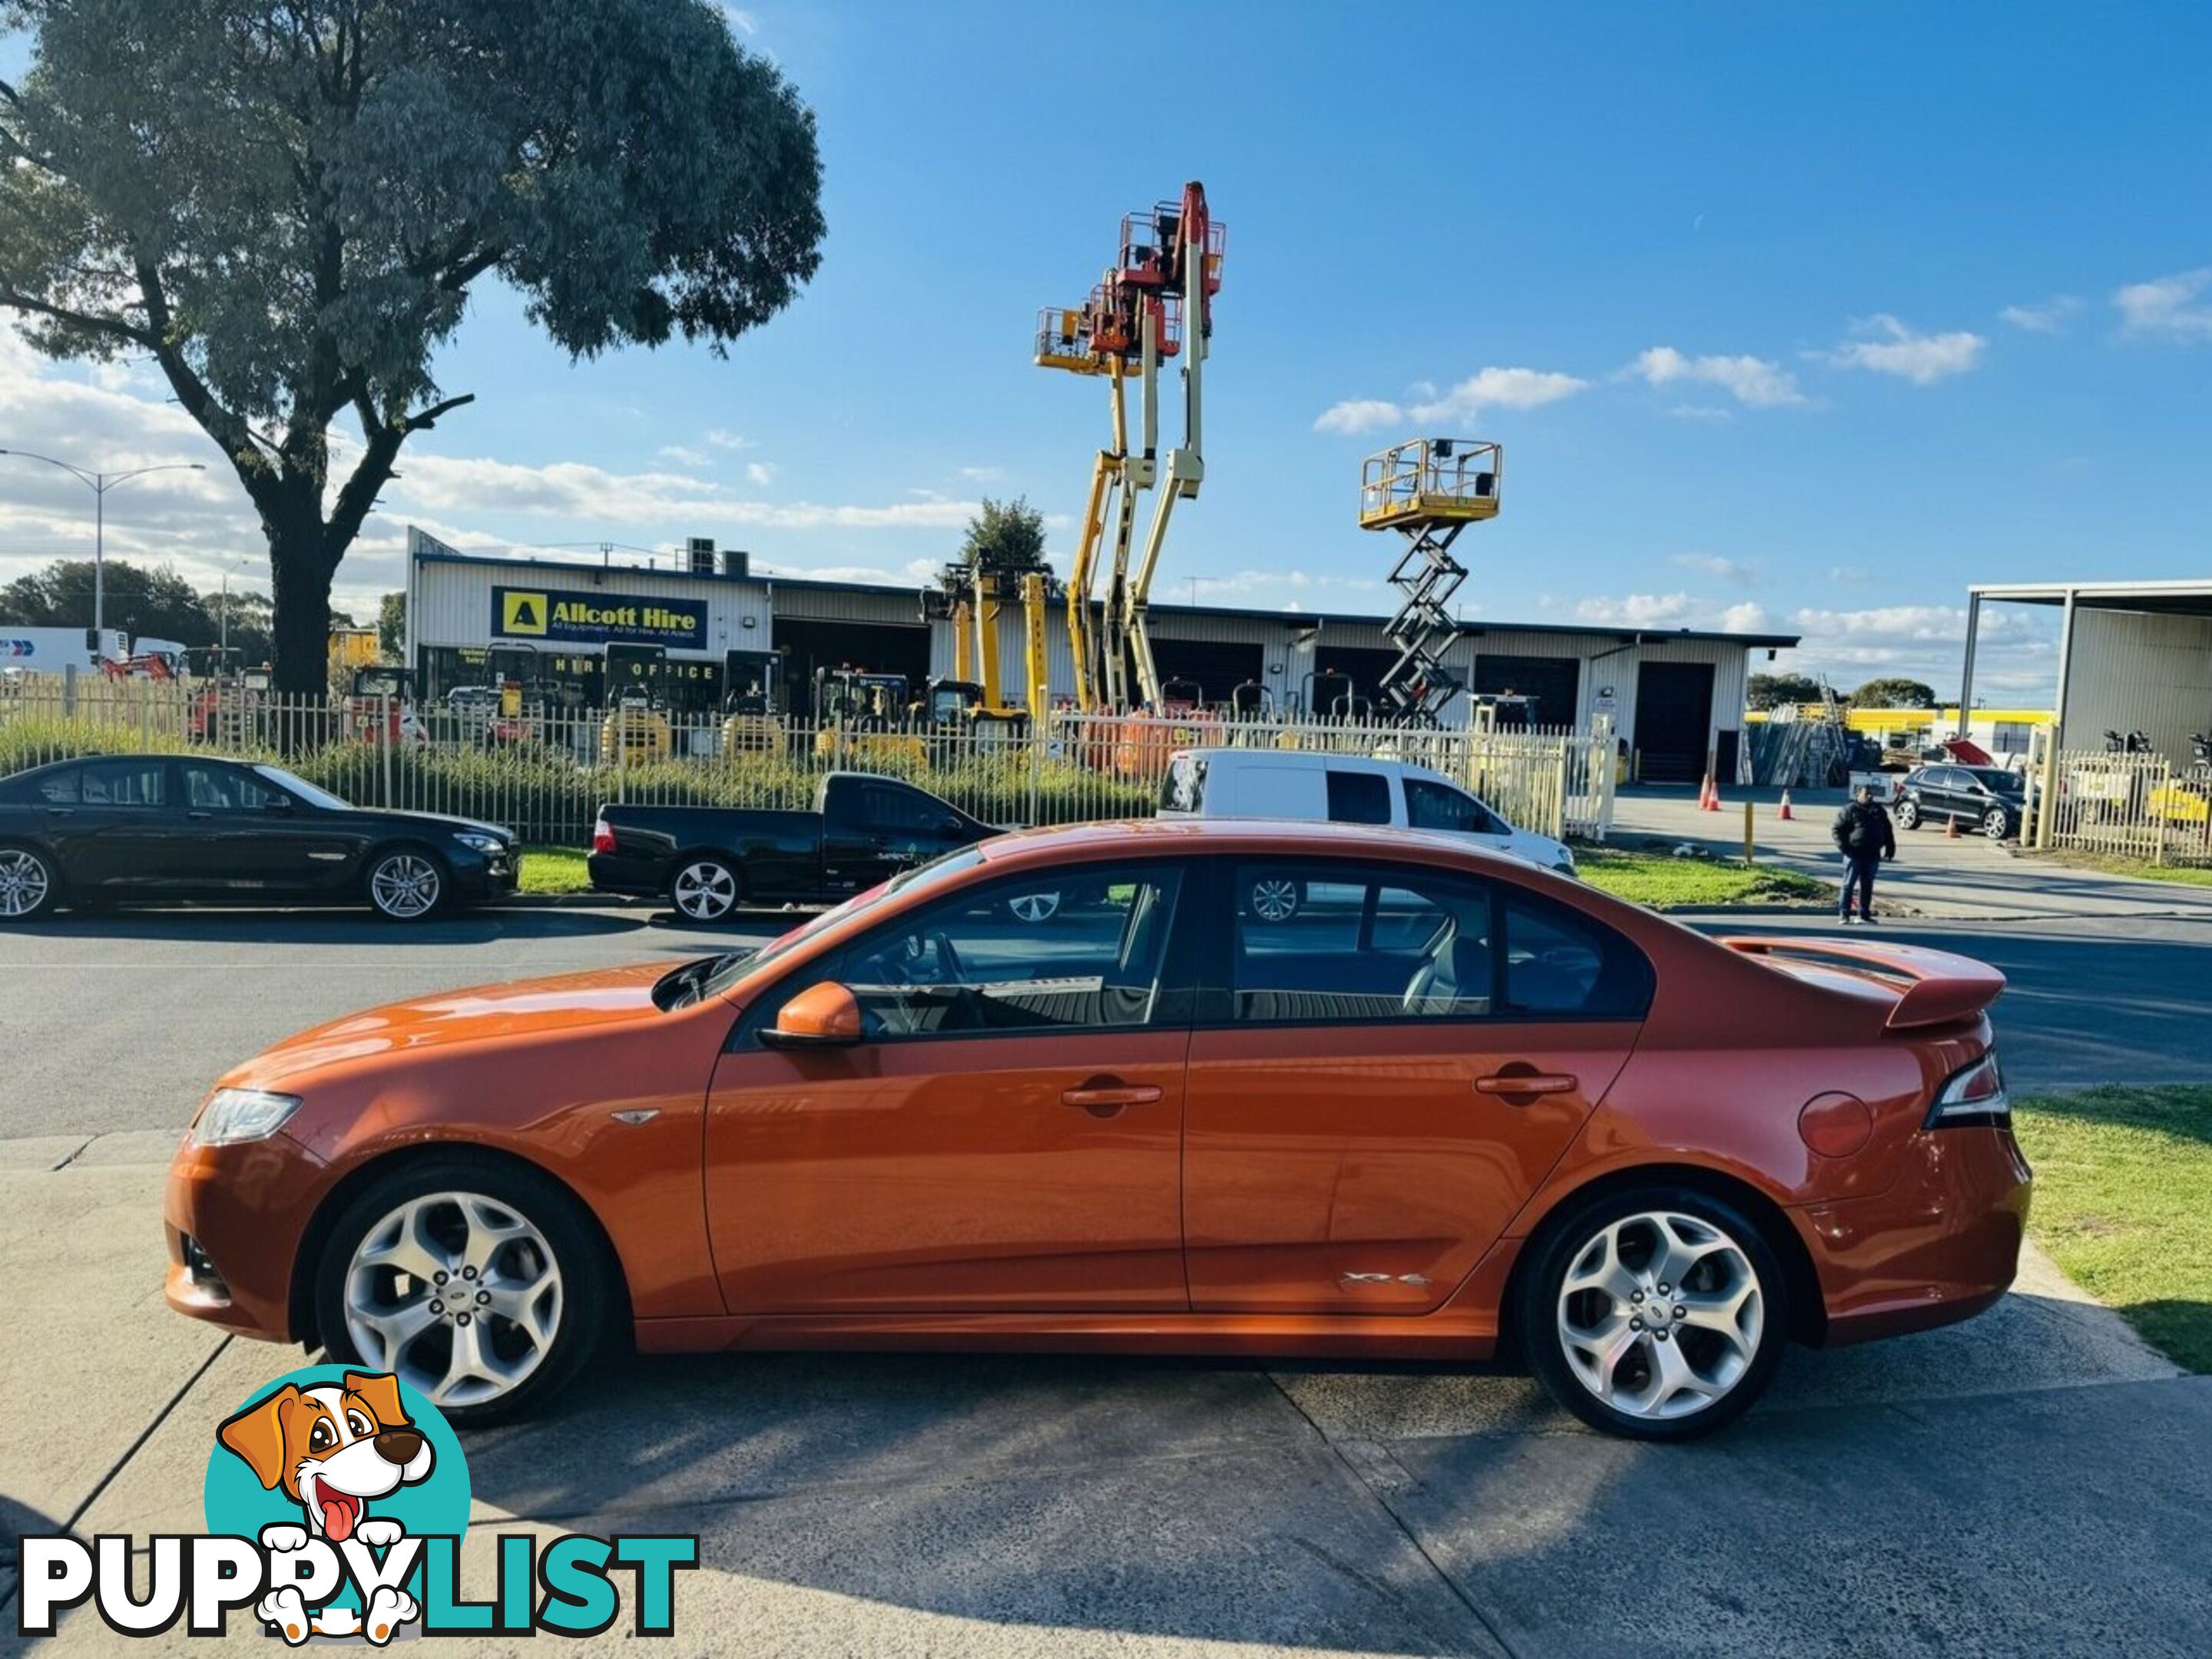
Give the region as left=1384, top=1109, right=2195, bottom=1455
left=1896, top=763, right=2028, bottom=839
left=0, top=754, right=518, bottom=922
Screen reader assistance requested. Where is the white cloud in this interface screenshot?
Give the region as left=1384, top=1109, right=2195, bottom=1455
left=1999, top=296, right=2081, bottom=333
left=1667, top=403, right=1734, bottom=421
left=656, top=445, right=710, bottom=468
left=1775, top=602, right=2058, bottom=694
left=720, top=7, right=758, bottom=35
left=701, top=428, right=752, bottom=450
left=1313, top=367, right=1588, bottom=435
left=1828, top=565, right=1873, bottom=584
left=1671, top=552, right=1755, bottom=584
left=1818, top=315, right=1985, bottom=382
left=1718, top=601, right=1770, bottom=634
left=957, top=465, right=1005, bottom=483
left=1630, top=346, right=1805, bottom=408
left=2113, top=268, right=2212, bottom=339
left=1575, top=592, right=1695, bottom=627
left=744, top=461, right=777, bottom=486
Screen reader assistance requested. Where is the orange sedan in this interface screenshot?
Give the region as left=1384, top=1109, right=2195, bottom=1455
left=166, top=820, right=2028, bottom=1439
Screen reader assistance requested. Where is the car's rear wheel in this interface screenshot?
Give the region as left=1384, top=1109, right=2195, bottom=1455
left=1245, top=876, right=1301, bottom=922
left=316, top=1157, right=616, bottom=1426
left=1519, top=1187, right=1788, bottom=1441
left=1005, top=888, right=1061, bottom=924
left=1982, top=806, right=2012, bottom=840
left=0, top=844, right=59, bottom=922
left=1895, top=798, right=1921, bottom=830
left=366, top=848, right=446, bottom=922
left=670, top=856, right=740, bottom=922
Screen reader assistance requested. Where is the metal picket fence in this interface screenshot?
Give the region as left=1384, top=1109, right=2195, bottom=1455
left=0, top=674, right=1617, bottom=846
left=2035, top=747, right=2212, bottom=866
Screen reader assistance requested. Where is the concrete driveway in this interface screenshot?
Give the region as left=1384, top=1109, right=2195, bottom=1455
left=0, top=1134, right=2202, bottom=1655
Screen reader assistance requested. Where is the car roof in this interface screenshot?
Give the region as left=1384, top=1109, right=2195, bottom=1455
left=974, top=816, right=1513, bottom=868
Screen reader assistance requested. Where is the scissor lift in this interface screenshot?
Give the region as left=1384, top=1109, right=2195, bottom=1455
left=1359, top=438, right=1503, bottom=724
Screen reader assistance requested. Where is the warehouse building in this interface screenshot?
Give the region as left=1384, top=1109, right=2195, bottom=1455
left=404, top=528, right=1797, bottom=782
left=1962, top=577, right=2212, bottom=766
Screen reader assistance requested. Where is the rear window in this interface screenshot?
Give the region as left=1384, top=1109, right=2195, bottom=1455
left=1324, top=769, right=1391, bottom=826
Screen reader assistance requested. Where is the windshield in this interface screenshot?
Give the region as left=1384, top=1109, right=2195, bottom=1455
left=681, top=843, right=992, bottom=1006
left=252, top=764, right=352, bottom=812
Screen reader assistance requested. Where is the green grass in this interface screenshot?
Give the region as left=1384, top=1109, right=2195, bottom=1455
left=2015, top=1085, right=2212, bottom=1372
left=516, top=843, right=591, bottom=896
left=2035, top=850, right=2212, bottom=888
left=1574, top=846, right=1831, bottom=909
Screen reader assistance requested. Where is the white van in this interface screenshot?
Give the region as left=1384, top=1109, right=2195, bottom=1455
left=1157, top=748, right=1576, bottom=903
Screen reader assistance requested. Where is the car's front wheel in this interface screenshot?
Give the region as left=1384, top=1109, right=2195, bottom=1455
left=1895, top=797, right=1921, bottom=830
left=1982, top=806, right=2012, bottom=840
left=316, top=1157, right=618, bottom=1426
left=669, top=856, right=741, bottom=922
left=366, top=848, right=447, bottom=922
left=0, top=843, right=60, bottom=922
left=1519, top=1187, right=1788, bottom=1440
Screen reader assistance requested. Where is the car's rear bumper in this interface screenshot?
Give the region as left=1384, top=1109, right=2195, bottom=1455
left=587, top=850, right=664, bottom=897
left=1799, top=1122, right=2032, bottom=1346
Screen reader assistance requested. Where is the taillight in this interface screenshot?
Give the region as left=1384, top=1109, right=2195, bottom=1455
left=591, top=815, right=616, bottom=856
left=1926, top=1051, right=2009, bottom=1128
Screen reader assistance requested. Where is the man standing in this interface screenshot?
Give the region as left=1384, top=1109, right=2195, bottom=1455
left=1832, top=783, right=1897, bottom=924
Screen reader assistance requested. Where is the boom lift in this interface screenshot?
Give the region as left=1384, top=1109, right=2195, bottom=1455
left=1035, top=181, right=1224, bottom=713
left=1359, top=437, right=1502, bottom=724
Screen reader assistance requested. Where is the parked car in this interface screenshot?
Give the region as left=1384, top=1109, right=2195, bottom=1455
left=167, top=818, right=2025, bottom=1439
left=1158, top=746, right=1575, bottom=919
left=588, top=771, right=995, bottom=922
left=1896, top=763, right=2028, bottom=839
left=0, top=755, right=518, bottom=922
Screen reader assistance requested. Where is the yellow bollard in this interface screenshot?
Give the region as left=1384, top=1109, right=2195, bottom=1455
left=1743, top=800, right=1755, bottom=864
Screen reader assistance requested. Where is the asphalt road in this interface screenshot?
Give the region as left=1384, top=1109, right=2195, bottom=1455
left=1, top=901, right=2205, bottom=1140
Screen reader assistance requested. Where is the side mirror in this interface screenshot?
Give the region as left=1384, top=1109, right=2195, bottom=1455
left=760, top=981, right=864, bottom=1048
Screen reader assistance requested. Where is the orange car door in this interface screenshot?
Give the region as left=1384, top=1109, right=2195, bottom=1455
left=1184, top=859, right=1648, bottom=1315
left=704, top=860, right=1196, bottom=1313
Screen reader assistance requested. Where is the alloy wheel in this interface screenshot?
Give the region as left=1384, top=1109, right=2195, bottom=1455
left=1896, top=800, right=1920, bottom=830
left=673, top=860, right=737, bottom=920
left=1008, top=889, right=1061, bottom=924
left=1984, top=808, right=2010, bottom=839
left=370, top=853, right=441, bottom=919
left=343, top=1191, right=564, bottom=1411
left=0, top=849, right=51, bottom=918
left=1249, top=878, right=1300, bottom=922
left=1555, top=1210, right=1763, bottom=1423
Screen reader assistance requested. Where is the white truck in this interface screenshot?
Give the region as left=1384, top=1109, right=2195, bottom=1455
left=1157, top=747, right=1578, bottom=914
left=0, top=627, right=128, bottom=677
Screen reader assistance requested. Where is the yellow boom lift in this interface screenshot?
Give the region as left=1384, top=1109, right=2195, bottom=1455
left=1035, top=181, right=1224, bottom=712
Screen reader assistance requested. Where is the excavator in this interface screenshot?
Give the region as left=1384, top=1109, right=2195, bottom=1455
left=1035, top=181, right=1224, bottom=724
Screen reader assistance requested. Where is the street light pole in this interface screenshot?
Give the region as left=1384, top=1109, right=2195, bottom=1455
left=0, top=450, right=207, bottom=644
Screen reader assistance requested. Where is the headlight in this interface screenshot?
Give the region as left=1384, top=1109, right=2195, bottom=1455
left=453, top=831, right=505, bottom=854
left=192, top=1088, right=301, bottom=1147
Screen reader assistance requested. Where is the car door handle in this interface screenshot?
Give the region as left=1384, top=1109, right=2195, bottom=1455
left=45, top=807, right=75, bottom=816
left=1475, top=1071, right=1578, bottom=1096
left=1061, top=1082, right=1163, bottom=1112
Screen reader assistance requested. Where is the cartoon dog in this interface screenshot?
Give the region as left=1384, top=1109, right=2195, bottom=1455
left=217, top=1371, right=434, bottom=1645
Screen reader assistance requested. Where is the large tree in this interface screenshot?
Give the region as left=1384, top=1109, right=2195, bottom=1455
left=1849, top=676, right=1939, bottom=709
left=942, top=497, right=1054, bottom=596
left=0, top=0, right=825, bottom=691
left=0, top=556, right=218, bottom=643
left=1745, top=671, right=1825, bottom=710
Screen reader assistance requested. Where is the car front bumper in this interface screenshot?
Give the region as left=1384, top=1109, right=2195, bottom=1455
left=1798, top=1122, right=2033, bottom=1345
left=164, top=1131, right=331, bottom=1343
left=451, top=846, right=519, bottom=903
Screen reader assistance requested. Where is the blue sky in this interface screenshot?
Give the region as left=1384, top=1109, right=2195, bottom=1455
left=3, top=1, right=2208, bottom=697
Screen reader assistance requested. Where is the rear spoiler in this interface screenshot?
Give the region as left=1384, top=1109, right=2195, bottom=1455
left=1720, top=937, right=2006, bottom=1031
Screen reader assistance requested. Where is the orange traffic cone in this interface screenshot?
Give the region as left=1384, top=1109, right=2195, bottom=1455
left=1699, top=774, right=1719, bottom=811
left=1777, top=790, right=1794, bottom=821
left=1945, top=813, right=1959, bottom=839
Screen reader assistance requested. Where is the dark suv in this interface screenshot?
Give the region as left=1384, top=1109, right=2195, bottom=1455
left=1896, top=763, right=2027, bottom=839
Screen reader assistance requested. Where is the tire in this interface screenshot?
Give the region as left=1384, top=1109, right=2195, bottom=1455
left=0, top=843, right=59, bottom=922
left=1004, top=888, right=1061, bottom=925
left=1895, top=798, right=1921, bottom=830
left=314, top=1156, right=618, bottom=1427
left=1245, top=876, right=1301, bottom=922
left=365, top=846, right=448, bottom=922
left=1518, top=1184, right=1790, bottom=1442
left=668, top=855, right=740, bottom=923
left=1982, top=806, right=2011, bottom=840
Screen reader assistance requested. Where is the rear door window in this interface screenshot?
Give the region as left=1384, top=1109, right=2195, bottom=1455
left=79, top=758, right=166, bottom=806
left=1229, top=861, right=1492, bottom=1024
left=1323, top=770, right=1392, bottom=826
